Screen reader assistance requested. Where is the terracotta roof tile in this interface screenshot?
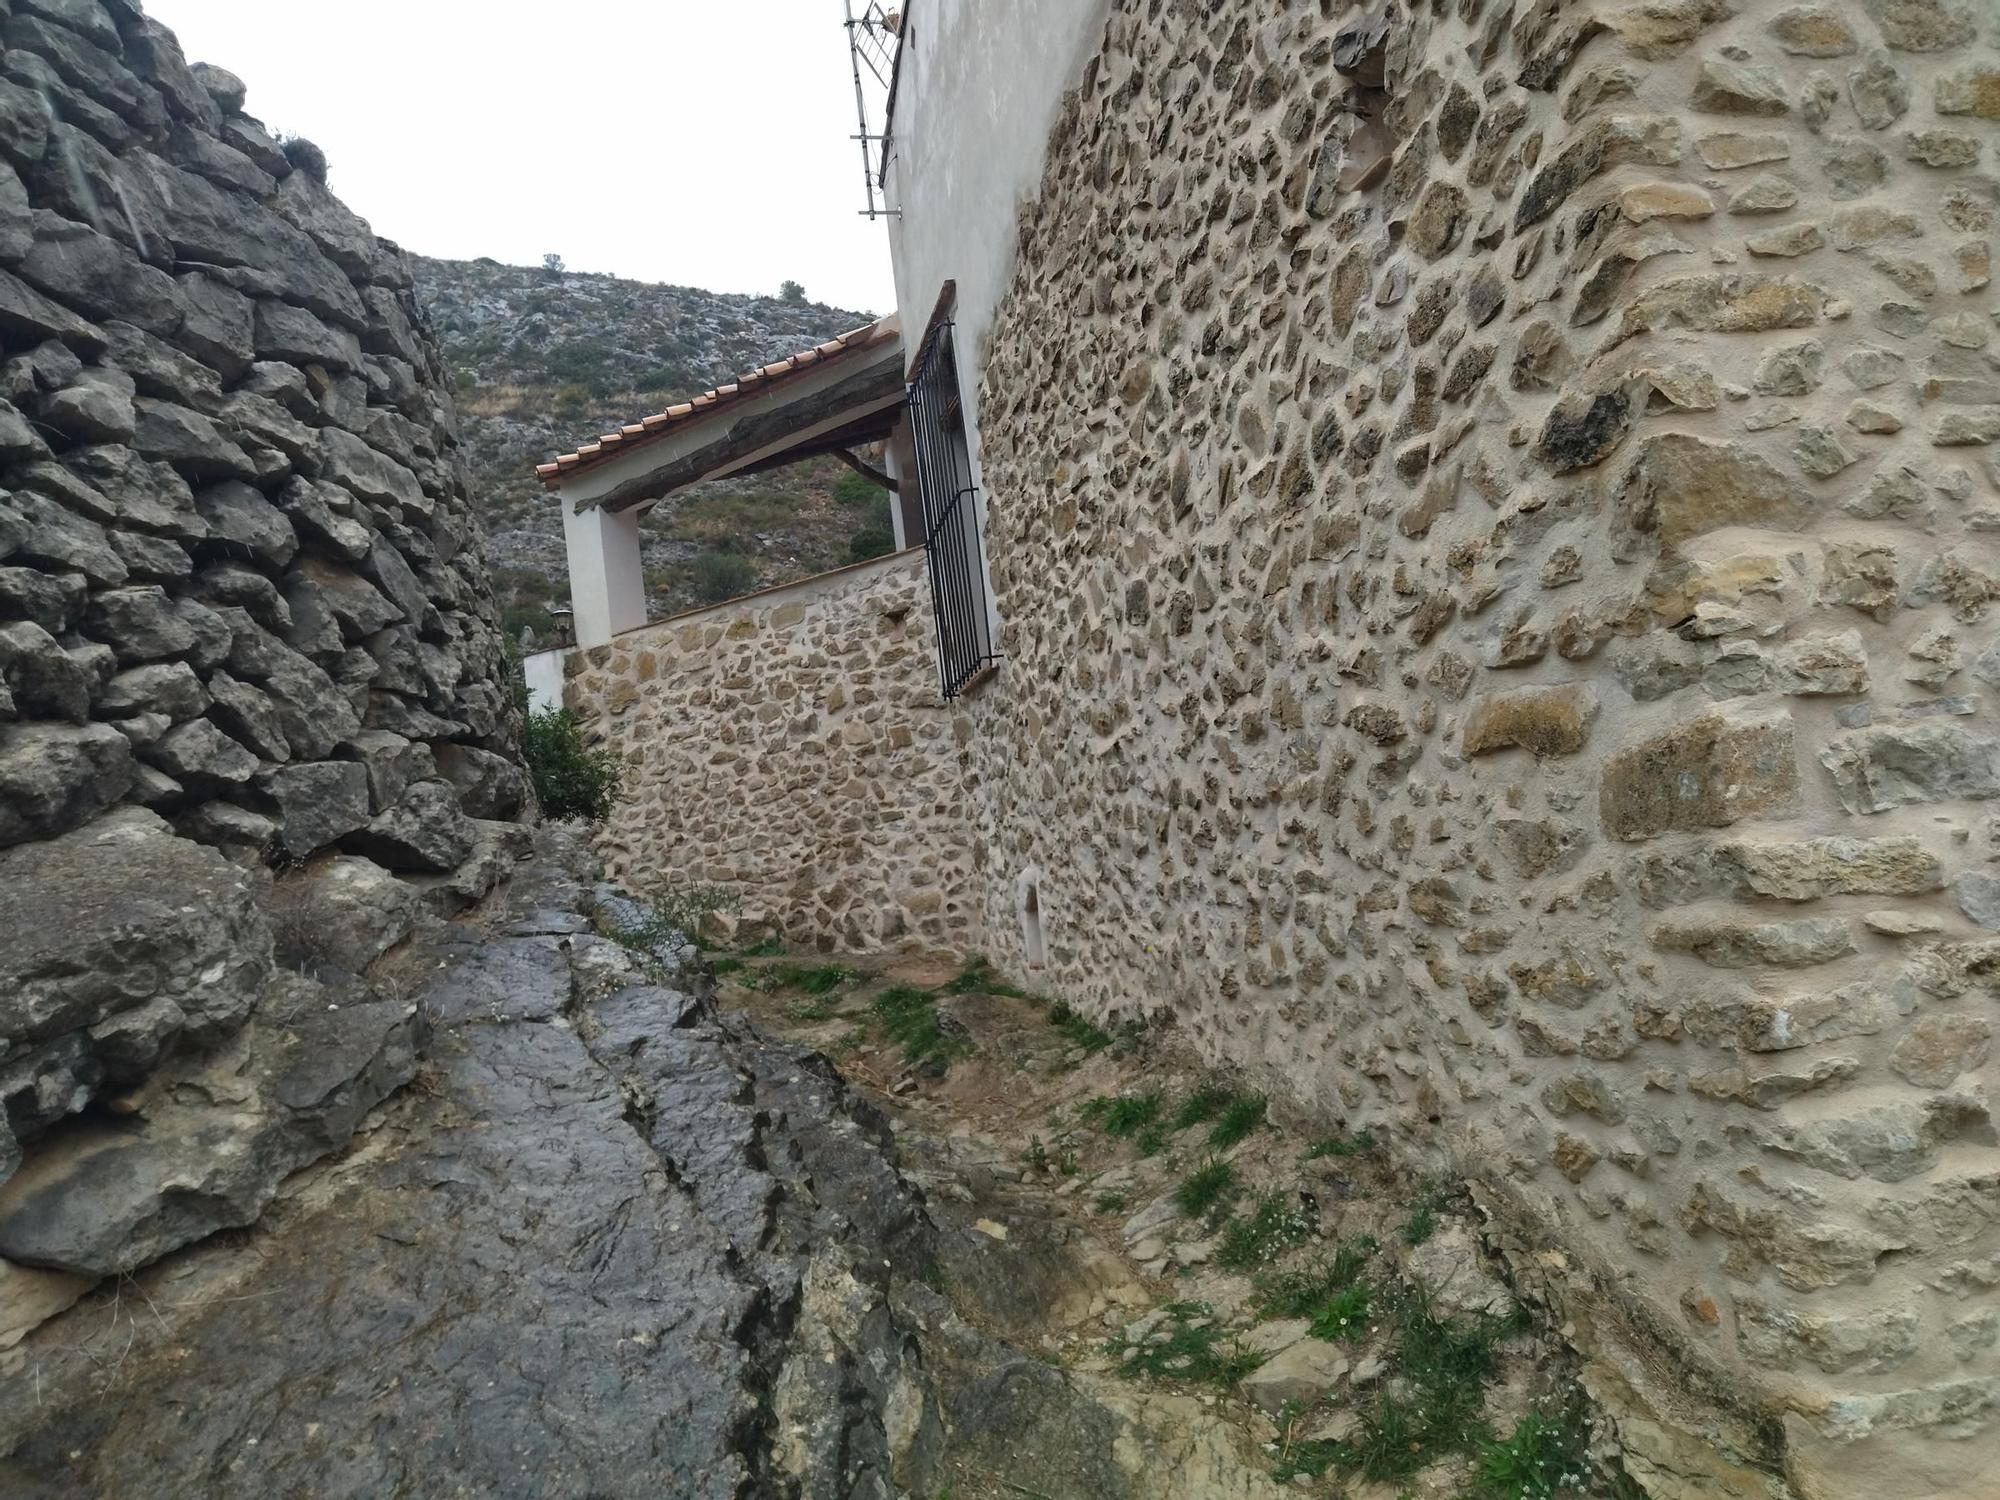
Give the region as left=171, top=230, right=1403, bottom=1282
left=535, top=316, right=900, bottom=485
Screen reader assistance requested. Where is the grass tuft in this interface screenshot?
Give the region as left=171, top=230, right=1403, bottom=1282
left=1302, top=1130, right=1377, bottom=1159
left=1207, top=1092, right=1267, bottom=1149
left=873, top=985, right=970, bottom=1068
left=1048, top=1001, right=1113, bottom=1053
left=1170, top=1082, right=1237, bottom=1131
left=1174, top=1156, right=1237, bottom=1220
left=1254, top=1237, right=1378, bottom=1319
left=1080, top=1091, right=1162, bottom=1138
left=939, top=957, right=1037, bottom=1000
left=1320, top=1287, right=1529, bottom=1483
left=761, top=962, right=859, bottom=996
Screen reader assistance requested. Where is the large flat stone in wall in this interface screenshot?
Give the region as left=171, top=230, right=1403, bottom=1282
left=1601, top=712, right=1801, bottom=843
left=1615, top=433, right=1811, bottom=555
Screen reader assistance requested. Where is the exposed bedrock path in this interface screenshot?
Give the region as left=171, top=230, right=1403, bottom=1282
left=0, top=831, right=1283, bottom=1500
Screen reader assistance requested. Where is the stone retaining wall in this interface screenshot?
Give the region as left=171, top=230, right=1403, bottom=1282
left=0, top=0, right=524, bottom=1249
left=566, top=548, right=983, bottom=953
left=959, top=2, right=2000, bottom=1495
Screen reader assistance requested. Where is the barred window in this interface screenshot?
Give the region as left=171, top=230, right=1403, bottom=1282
left=907, top=309, right=999, bottom=697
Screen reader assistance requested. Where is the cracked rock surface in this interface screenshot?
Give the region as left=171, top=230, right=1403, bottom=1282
left=0, top=829, right=1289, bottom=1499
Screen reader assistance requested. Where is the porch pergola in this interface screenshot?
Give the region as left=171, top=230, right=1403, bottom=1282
left=539, top=315, right=907, bottom=647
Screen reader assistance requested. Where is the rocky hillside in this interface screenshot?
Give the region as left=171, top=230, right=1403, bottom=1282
left=410, top=257, right=898, bottom=635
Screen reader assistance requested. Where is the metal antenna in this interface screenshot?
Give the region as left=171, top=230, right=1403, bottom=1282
left=843, top=0, right=901, bottom=220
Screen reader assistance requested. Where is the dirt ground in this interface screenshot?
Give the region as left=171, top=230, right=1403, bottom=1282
left=716, top=948, right=1643, bottom=1500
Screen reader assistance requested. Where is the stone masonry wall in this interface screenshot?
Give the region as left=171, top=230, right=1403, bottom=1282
left=963, top=2, right=2000, bottom=1495
left=0, top=0, right=526, bottom=1232
left=566, top=548, right=984, bottom=953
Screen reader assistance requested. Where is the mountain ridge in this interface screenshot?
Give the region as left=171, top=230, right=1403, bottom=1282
left=410, top=255, right=892, bottom=635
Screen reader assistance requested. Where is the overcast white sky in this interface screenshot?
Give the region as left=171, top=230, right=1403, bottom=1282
left=144, top=0, right=899, bottom=315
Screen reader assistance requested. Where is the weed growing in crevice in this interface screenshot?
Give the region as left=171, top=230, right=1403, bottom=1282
left=1472, top=1403, right=1594, bottom=1500
left=873, top=985, right=969, bottom=1068
left=940, top=957, right=1036, bottom=1000
left=1302, top=1130, right=1377, bottom=1159
left=1322, top=1287, right=1530, bottom=1484
left=1171, top=1081, right=1238, bottom=1131
left=759, top=962, right=859, bottom=996
left=1047, top=1001, right=1112, bottom=1053
left=1093, top=1189, right=1128, bottom=1213
left=740, top=935, right=785, bottom=958
left=710, top=957, right=746, bottom=977
left=1207, top=1092, right=1267, bottom=1149
left=1023, top=1136, right=1080, bottom=1176
left=1174, top=1155, right=1237, bottom=1220
left=1402, top=1184, right=1450, bottom=1246
left=1215, top=1190, right=1314, bottom=1271
left=1108, top=1302, right=1257, bottom=1387
left=1308, top=1282, right=1372, bottom=1341
left=1253, top=1237, right=1378, bottom=1319
left=1080, top=1091, right=1162, bottom=1138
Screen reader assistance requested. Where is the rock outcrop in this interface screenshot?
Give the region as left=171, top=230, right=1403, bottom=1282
left=0, top=831, right=1301, bottom=1500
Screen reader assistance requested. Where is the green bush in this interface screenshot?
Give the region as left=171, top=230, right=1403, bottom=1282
left=522, top=707, right=621, bottom=821
left=848, top=523, right=895, bottom=563
left=501, top=603, right=555, bottom=640
left=833, top=469, right=884, bottom=506
left=691, top=550, right=757, bottom=603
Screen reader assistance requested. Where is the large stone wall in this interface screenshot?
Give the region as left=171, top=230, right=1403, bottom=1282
left=0, top=1, right=525, bottom=1271
left=961, top=2, right=2000, bottom=1495
left=567, top=548, right=984, bottom=952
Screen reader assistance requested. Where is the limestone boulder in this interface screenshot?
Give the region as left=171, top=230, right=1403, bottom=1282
left=0, top=1257, right=91, bottom=1350
left=1614, top=433, right=1810, bottom=556
left=408, top=817, right=534, bottom=915
left=0, top=720, right=132, bottom=846
left=83, top=583, right=195, bottom=664
left=0, top=619, right=91, bottom=720
left=1402, top=1223, right=1517, bottom=1319
left=1238, top=1336, right=1349, bottom=1416
left=259, top=760, right=371, bottom=859
left=271, top=855, right=421, bottom=973
left=344, top=777, right=476, bottom=873
left=434, top=741, right=529, bottom=820
left=0, top=810, right=270, bottom=1166
left=1601, top=710, right=1799, bottom=841
left=0, top=981, right=424, bottom=1276
left=193, top=479, right=297, bottom=568
left=97, top=660, right=207, bottom=722
left=143, top=716, right=254, bottom=793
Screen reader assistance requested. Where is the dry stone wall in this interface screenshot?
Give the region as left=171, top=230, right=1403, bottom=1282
left=0, top=0, right=525, bottom=1264
left=963, top=2, right=2000, bottom=1495
left=566, top=549, right=983, bottom=953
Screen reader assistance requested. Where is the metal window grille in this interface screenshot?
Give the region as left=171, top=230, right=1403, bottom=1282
left=908, top=318, right=999, bottom=698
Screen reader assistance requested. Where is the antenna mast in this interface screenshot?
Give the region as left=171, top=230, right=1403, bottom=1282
left=843, top=0, right=901, bottom=220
